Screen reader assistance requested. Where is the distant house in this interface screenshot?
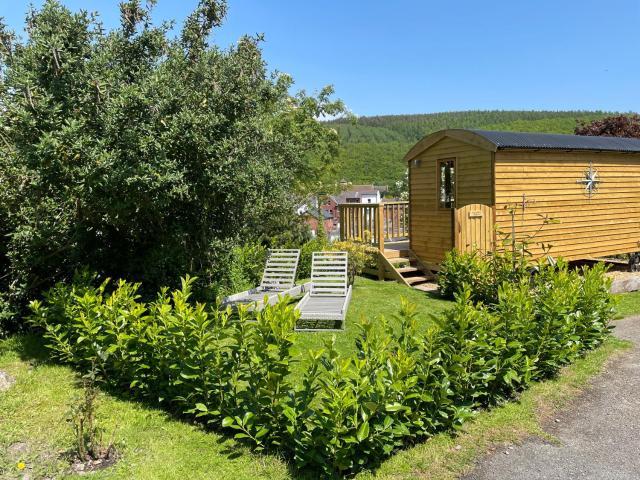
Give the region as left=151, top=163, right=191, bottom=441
left=301, top=207, right=334, bottom=238
left=333, top=184, right=388, bottom=205
left=320, top=196, right=340, bottom=235
left=297, top=196, right=338, bottom=239
left=298, top=185, right=389, bottom=240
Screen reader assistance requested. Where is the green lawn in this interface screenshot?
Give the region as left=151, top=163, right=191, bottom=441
left=0, top=278, right=637, bottom=479
left=0, top=336, right=290, bottom=480
left=613, top=290, right=640, bottom=319
left=290, top=277, right=452, bottom=374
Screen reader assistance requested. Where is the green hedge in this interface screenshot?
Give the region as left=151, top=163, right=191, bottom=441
left=30, top=261, right=613, bottom=476
left=438, top=249, right=529, bottom=305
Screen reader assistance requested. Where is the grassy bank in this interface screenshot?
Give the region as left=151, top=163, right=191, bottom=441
left=0, top=335, right=291, bottom=480
left=614, top=290, right=640, bottom=318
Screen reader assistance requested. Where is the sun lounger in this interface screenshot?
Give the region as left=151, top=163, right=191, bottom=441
left=221, top=249, right=306, bottom=310
left=295, top=251, right=352, bottom=331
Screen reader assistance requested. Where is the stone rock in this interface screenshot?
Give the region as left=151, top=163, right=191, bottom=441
left=610, top=276, right=640, bottom=294
left=0, top=370, right=15, bottom=392
left=8, top=442, right=28, bottom=456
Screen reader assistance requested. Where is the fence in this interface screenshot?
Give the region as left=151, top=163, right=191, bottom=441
left=338, top=201, right=409, bottom=250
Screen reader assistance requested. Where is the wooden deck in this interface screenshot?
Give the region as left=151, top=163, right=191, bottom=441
left=339, top=201, right=409, bottom=251
left=384, top=240, right=409, bottom=252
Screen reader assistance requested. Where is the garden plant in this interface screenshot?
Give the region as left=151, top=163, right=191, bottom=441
left=30, top=256, right=614, bottom=476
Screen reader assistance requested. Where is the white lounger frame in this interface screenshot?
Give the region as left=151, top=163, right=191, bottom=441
left=221, top=249, right=306, bottom=311
left=295, top=251, right=352, bottom=331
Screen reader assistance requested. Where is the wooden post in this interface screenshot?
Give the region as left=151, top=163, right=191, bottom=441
left=452, top=208, right=459, bottom=250
left=377, top=253, right=386, bottom=280
left=377, top=203, right=385, bottom=252
left=376, top=202, right=386, bottom=280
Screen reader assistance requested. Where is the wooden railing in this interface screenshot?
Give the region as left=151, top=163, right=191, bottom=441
left=338, top=201, right=409, bottom=250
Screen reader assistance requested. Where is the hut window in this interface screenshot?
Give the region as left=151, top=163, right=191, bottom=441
left=438, top=159, right=455, bottom=208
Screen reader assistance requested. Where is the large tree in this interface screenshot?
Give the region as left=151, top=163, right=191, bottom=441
left=0, top=0, right=343, bottom=329
left=575, top=114, right=640, bottom=137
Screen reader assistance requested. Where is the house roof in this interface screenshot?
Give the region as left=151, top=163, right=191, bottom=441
left=332, top=185, right=386, bottom=204
left=350, top=184, right=388, bottom=193
left=334, top=191, right=377, bottom=204
left=471, top=129, right=640, bottom=152
left=405, top=129, right=640, bottom=160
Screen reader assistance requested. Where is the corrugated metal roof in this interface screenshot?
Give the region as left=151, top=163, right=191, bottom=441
left=470, top=129, right=640, bottom=153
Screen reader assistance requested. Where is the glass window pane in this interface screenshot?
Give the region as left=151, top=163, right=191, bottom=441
left=438, top=159, right=455, bottom=208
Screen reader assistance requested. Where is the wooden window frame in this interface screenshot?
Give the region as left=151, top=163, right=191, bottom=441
left=437, top=157, right=456, bottom=210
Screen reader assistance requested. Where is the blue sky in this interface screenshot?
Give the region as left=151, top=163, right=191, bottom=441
left=3, top=0, right=639, bottom=116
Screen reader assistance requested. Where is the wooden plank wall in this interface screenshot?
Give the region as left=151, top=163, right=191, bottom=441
left=409, top=137, right=492, bottom=265
left=494, top=150, right=640, bottom=260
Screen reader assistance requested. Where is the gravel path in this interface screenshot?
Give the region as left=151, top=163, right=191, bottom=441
left=464, top=316, right=640, bottom=480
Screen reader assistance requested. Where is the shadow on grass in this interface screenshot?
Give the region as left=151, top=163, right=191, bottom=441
left=2, top=332, right=52, bottom=366
left=423, top=289, right=446, bottom=300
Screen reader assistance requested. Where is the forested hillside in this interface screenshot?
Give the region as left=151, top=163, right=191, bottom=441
left=325, top=110, right=616, bottom=186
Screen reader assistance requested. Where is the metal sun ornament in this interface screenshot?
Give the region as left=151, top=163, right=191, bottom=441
left=576, top=163, right=601, bottom=198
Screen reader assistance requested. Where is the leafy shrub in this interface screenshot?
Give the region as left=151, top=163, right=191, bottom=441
left=438, top=250, right=490, bottom=300
left=296, top=236, right=329, bottom=280
left=329, top=240, right=378, bottom=284
left=215, top=242, right=268, bottom=298
left=438, top=250, right=529, bottom=304
left=30, top=261, right=614, bottom=476
left=0, top=292, right=17, bottom=337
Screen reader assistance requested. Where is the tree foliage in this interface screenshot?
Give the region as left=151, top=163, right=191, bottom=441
left=330, top=110, right=614, bottom=144
left=0, top=0, right=343, bottom=330
left=575, top=114, right=640, bottom=138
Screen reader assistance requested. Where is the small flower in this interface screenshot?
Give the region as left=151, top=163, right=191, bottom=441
left=16, top=461, right=26, bottom=470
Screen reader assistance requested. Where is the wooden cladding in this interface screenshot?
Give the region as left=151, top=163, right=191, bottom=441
left=494, top=150, right=640, bottom=261
left=339, top=202, right=409, bottom=249
left=409, top=136, right=493, bottom=265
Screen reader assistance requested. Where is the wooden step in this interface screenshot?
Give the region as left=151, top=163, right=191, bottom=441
left=387, top=256, right=411, bottom=265
left=404, top=276, right=430, bottom=285
left=384, top=249, right=409, bottom=259
left=413, top=283, right=439, bottom=292
left=396, top=266, right=420, bottom=274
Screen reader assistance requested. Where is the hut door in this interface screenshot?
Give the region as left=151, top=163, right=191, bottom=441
left=454, top=204, right=494, bottom=254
